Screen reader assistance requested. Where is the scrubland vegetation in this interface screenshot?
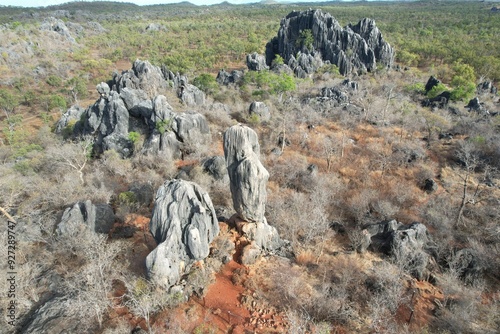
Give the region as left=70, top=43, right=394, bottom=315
left=0, top=1, right=499, bottom=333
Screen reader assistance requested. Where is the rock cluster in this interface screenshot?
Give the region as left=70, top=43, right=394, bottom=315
left=361, top=220, right=435, bottom=280
left=146, top=179, right=219, bottom=289
left=263, top=9, right=395, bottom=76
left=216, top=69, right=244, bottom=86
left=56, top=60, right=209, bottom=158
left=40, top=17, right=76, bottom=43
left=223, top=125, right=281, bottom=263
left=309, top=79, right=362, bottom=114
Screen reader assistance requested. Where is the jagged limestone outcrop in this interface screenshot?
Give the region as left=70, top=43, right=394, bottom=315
left=58, top=60, right=209, bottom=158
left=265, top=9, right=395, bottom=76
left=146, top=179, right=219, bottom=289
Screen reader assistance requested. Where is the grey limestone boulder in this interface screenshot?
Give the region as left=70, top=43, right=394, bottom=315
left=20, top=296, right=81, bottom=334
left=179, top=83, right=205, bottom=106
left=223, top=124, right=267, bottom=222
left=224, top=125, right=281, bottom=263
left=246, top=52, right=269, bottom=71
left=113, top=59, right=168, bottom=98
left=54, top=105, right=85, bottom=135
left=56, top=200, right=115, bottom=235
left=172, top=112, right=210, bottom=145
left=202, top=156, right=228, bottom=181
left=40, top=17, right=76, bottom=43
left=364, top=220, right=434, bottom=279
left=146, top=179, right=219, bottom=289
left=216, top=69, right=244, bottom=85
left=249, top=101, right=271, bottom=122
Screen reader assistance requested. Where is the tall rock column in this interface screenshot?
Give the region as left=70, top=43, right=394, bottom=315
left=223, top=124, right=281, bottom=263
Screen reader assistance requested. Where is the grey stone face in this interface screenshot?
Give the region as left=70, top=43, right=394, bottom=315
left=146, top=180, right=219, bottom=289
left=56, top=200, right=115, bottom=235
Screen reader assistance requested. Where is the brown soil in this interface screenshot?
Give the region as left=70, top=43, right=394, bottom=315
left=396, top=279, right=444, bottom=330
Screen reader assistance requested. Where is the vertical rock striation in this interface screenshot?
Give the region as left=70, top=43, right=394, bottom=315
left=265, top=9, right=395, bottom=76
left=146, top=179, right=219, bottom=289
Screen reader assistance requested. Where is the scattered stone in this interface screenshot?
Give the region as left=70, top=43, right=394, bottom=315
left=40, top=17, right=76, bottom=43
left=423, top=178, right=438, bottom=193
left=202, top=156, right=228, bottom=181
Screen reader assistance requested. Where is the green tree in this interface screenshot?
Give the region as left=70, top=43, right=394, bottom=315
left=0, top=89, right=18, bottom=116
left=296, top=29, right=314, bottom=50
left=450, top=61, right=476, bottom=101
left=193, top=73, right=219, bottom=95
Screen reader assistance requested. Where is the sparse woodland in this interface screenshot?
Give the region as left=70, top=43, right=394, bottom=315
left=0, top=1, right=499, bottom=333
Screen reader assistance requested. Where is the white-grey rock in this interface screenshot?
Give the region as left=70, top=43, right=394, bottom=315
left=146, top=180, right=219, bottom=289
left=223, top=124, right=267, bottom=222
left=249, top=101, right=271, bottom=122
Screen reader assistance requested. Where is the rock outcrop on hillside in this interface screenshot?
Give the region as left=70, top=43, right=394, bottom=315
left=362, top=220, right=436, bottom=280
left=223, top=125, right=281, bottom=263
left=57, top=60, right=209, bottom=158
left=146, top=179, right=219, bottom=289
left=216, top=69, right=244, bottom=85
left=264, top=9, right=395, bottom=76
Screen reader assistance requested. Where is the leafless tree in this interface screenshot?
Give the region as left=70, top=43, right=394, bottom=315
left=46, top=136, right=94, bottom=184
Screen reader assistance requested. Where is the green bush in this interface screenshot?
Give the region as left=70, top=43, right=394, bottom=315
left=244, top=70, right=296, bottom=95
left=46, top=75, right=62, bottom=87
left=156, top=119, right=171, bottom=134
left=128, top=131, right=140, bottom=144
left=296, top=29, right=314, bottom=50
left=449, top=62, right=476, bottom=101
left=118, top=191, right=137, bottom=205
left=48, top=95, right=67, bottom=111
left=193, top=73, right=219, bottom=95
left=426, top=83, right=448, bottom=99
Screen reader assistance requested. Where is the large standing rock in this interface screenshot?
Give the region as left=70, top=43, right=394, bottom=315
left=265, top=9, right=395, bottom=76
left=223, top=125, right=281, bottom=263
left=146, top=180, right=219, bottom=289
left=223, top=124, right=268, bottom=223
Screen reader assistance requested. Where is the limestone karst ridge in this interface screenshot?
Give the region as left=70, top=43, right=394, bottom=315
left=265, top=9, right=395, bottom=76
